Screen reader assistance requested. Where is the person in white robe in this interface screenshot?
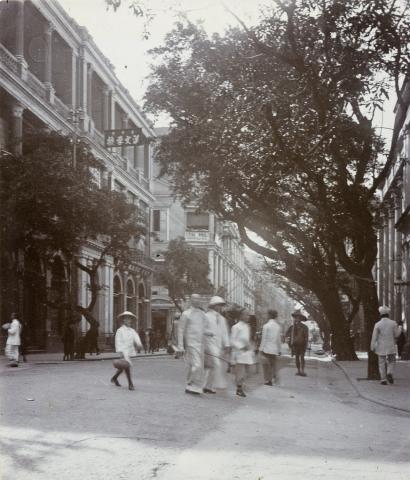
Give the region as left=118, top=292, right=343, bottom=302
left=231, top=308, right=255, bottom=397
left=177, top=294, right=207, bottom=395
left=203, top=296, right=230, bottom=394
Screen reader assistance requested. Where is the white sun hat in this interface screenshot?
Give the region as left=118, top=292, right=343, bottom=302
left=209, top=296, right=226, bottom=307
left=378, top=306, right=390, bottom=316
left=118, top=311, right=137, bottom=319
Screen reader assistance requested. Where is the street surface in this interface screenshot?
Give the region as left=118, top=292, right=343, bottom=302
left=0, top=355, right=409, bottom=480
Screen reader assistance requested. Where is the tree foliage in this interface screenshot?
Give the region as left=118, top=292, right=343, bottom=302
left=155, top=237, right=212, bottom=311
left=145, top=1, right=410, bottom=370
left=0, top=129, right=145, bottom=325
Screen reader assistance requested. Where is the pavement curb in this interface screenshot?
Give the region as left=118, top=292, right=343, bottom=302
left=331, top=358, right=410, bottom=414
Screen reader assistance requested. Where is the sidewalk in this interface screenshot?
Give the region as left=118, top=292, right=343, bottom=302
left=0, top=349, right=169, bottom=373
left=334, top=358, right=410, bottom=413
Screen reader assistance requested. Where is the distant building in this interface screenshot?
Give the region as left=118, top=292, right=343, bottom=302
left=0, top=0, right=155, bottom=350
left=150, top=128, right=255, bottom=338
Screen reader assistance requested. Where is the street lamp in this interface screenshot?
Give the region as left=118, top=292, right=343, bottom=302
left=67, top=107, right=84, bottom=169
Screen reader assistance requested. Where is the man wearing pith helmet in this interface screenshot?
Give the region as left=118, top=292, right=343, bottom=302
left=203, top=296, right=230, bottom=394
left=371, top=306, right=402, bottom=385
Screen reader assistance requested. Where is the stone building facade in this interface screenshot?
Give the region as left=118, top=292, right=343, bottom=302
left=0, top=0, right=156, bottom=350
left=376, top=82, right=410, bottom=353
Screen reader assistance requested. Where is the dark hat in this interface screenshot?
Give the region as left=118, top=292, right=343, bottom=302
left=291, top=310, right=307, bottom=321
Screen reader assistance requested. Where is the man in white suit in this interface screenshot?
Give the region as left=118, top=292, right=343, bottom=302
left=177, top=294, right=207, bottom=395
left=371, top=306, right=402, bottom=385
left=260, top=309, right=282, bottom=386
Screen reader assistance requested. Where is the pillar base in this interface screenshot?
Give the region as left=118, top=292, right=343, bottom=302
left=44, top=83, right=55, bottom=103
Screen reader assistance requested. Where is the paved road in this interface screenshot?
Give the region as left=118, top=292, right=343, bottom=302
left=0, top=356, right=409, bottom=480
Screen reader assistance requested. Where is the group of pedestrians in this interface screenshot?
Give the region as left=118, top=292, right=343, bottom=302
left=176, top=295, right=307, bottom=397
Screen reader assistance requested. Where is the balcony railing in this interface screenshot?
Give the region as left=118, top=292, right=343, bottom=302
left=0, top=43, right=19, bottom=75
left=185, top=230, right=210, bottom=242
left=26, top=70, right=48, bottom=101
left=130, top=248, right=154, bottom=269
left=54, top=94, right=70, bottom=118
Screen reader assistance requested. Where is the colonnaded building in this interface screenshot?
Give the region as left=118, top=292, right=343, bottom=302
left=0, top=0, right=156, bottom=350
left=376, top=82, right=410, bottom=356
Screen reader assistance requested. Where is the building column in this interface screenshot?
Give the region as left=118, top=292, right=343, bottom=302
left=377, top=214, right=385, bottom=302
left=144, top=142, right=150, bottom=179
left=208, top=249, right=215, bottom=286
left=71, top=51, right=77, bottom=108
left=394, top=191, right=403, bottom=322
left=11, top=103, right=24, bottom=155
left=383, top=208, right=390, bottom=306
left=87, top=64, right=93, bottom=117
left=15, top=0, right=27, bottom=79
left=388, top=201, right=396, bottom=317
left=44, top=22, right=55, bottom=102
left=103, top=87, right=110, bottom=130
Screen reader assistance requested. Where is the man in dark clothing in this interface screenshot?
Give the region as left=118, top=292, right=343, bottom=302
left=62, top=322, right=76, bottom=361
left=286, top=310, right=309, bottom=376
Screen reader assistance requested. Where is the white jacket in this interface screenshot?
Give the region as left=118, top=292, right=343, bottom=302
left=204, top=310, right=230, bottom=355
left=177, top=307, right=206, bottom=352
left=260, top=319, right=281, bottom=355
left=231, top=321, right=255, bottom=365
left=371, top=317, right=401, bottom=356
left=115, top=325, right=142, bottom=360
left=6, top=319, right=21, bottom=346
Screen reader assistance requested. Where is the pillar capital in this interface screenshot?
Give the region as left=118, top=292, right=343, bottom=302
left=12, top=103, right=24, bottom=118
left=44, top=21, right=55, bottom=36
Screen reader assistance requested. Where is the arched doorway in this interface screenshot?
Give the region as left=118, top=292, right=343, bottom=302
left=24, top=250, right=47, bottom=348
left=48, top=256, right=67, bottom=338
left=113, top=275, right=123, bottom=331
left=138, top=283, right=146, bottom=331
left=126, top=278, right=137, bottom=329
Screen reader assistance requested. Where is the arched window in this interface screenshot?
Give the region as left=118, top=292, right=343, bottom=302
left=138, top=283, right=146, bottom=330
left=113, top=275, right=123, bottom=330
left=126, top=278, right=136, bottom=317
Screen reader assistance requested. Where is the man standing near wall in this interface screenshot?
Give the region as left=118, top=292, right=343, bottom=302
left=371, top=306, right=402, bottom=385
left=177, top=294, right=207, bottom=395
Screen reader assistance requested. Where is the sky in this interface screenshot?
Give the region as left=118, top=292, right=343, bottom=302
left=60, top=0, right=396, bottom=134
left=60, top=0, right=265, bottom=107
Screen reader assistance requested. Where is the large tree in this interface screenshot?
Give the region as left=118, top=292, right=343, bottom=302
left=145, top=1, right=410, bottom=375
left=155, top=237, right=212, bottom=312
left=0, top=129, right=145, bottom=328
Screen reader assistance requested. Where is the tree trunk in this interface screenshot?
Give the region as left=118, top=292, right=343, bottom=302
left=317, top=288, right=358, bottom=361
left=357, top=275, right=380, bottom=380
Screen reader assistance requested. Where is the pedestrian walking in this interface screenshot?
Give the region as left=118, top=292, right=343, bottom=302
left=371, top=306, right=402, bottom=385
left=62, top=321, right=76, bottom=361
left=203, top=296, right=230, bottom=394
left=19, top=320, right=28, bottom=363
left=85, top=322, right=100, bottom=355
left=230, top=308, right=255, bottom=397
left=111, top=311, right=143, bottom=391
left=138, top=328, right=147, bottom=353
left=177, top=294, right=207, bottom=395
left=2, top=313, right=22, bottom=366
left=260, top=309, right=282, bottom=386
left=286, top=310, right=309, bottom=376
left=396, top=321, right=406, bottom=359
